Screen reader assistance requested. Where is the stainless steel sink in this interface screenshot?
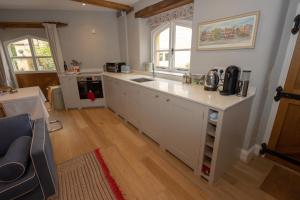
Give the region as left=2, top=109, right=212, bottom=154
left=131, top=78, right=154, bottom=83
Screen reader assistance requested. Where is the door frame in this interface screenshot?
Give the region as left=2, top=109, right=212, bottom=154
left=263, top=3, right=300, bottom=144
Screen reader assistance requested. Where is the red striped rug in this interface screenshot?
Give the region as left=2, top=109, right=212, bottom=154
left=49, top=149, right=125, bottom=200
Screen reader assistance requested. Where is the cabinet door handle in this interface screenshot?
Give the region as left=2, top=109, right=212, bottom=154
left=166, top=99, right=170, bottom=102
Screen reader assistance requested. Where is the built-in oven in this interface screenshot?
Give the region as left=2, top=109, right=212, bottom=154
left=77, top=76, right=104, bottom=100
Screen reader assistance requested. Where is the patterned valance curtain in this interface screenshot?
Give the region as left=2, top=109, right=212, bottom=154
left=147, top=3, right=194, bottom=29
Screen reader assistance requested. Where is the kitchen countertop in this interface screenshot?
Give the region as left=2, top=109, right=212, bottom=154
left=103, top=72, right=255, bottom=111
left=58, top=69, right=103, bottom=77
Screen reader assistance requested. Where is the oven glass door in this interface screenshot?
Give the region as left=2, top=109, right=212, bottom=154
left=77, top=79, right=104, bottom=100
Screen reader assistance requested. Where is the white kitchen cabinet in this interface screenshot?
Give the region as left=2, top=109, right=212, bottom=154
left=124, top=83, right=141, bottom=127
left=59, top=76, right=80, bottom=109
left=104, top=77, right=130, bottom=119
left=109, top=78, right=122, bottom=114
left=103, top=74, right=253, bottom=184
left=104, top=77, right=204, bottom=168
left=163, top=95, right=205, bottom=169
left=116, top=81, right=128, bottom=118
left=103, top=76, right=112, bottom=108
left=139, top=88, right=167, bottom=144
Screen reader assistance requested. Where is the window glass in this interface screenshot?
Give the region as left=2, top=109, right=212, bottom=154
left=174, top=51, right=191, bottom=71
left=11, top=58, right=35, bottom=71
left=155, top=51, right=169, bottom=69
left=36, top=58, right=56, bottom=71
left=155, top=28, right=170, bottom=50
left=33, top=39, right=52, bottom=57
left=7, top=37, right=56, bottom=72
left=8, top=39, right=32, bottom=57
left=152, top=22, right=192, bottom=73
left=175, top=25, right=192, bottom=50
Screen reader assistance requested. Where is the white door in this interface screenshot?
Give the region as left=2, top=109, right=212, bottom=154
left=110, top=79, right=122, bottom=113
left=140, top=88, right=166, bottom=144
left=103, top=76, right=112, bottom=108
left=118, top=82, right=128, bottom=118
left=125, top=84, right=141, bottom=127
left=164, top=95, right=204, bottom=169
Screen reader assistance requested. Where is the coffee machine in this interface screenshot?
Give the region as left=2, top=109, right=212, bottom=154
left=220, top=66, right=240, bottom=96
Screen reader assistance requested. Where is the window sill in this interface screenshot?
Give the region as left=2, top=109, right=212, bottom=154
left=155, top=70, right=185, bottom=77
left=133, top=70, right=184, bottom=82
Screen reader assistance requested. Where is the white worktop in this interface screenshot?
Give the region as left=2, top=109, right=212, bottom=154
left=103, top=72, right=255, bottom=111
left=59, top=72, right=103, bottom=77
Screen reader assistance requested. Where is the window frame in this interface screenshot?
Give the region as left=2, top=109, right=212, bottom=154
left=151, top=20, right=192, bottom=73
left=4, top=35, right=56, bottom=74
left=151, top=23, right=171, bottom=72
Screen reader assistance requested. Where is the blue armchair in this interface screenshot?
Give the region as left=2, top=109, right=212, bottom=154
left=0, top=114, right=57, bottom=200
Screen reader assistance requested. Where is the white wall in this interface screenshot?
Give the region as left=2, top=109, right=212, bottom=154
left=190, top=0, right=289, bottom=149
left=118, top=12, right=129, bottom=63
left=0, top=9, right=121, bottom=70
left=126, top=0, right=291, bottom=150
left=126, top=0, right=160, bottom=70
left=257, top=0, right=300, bottom=144
left=127, top=11, right=142, bottom=69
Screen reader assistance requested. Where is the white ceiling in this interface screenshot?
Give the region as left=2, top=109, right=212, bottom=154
left=0, top=0, right=139, bottom=11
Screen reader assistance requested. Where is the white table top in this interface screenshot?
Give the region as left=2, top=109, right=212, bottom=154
left=0, top=87, right=49, bottom=120
left=0, top=87, right=45, bottom=103
left=103, top=72, right=255, bottom=111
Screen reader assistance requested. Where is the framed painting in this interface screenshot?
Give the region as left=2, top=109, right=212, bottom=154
left=197, top=11, right=260, bottom=50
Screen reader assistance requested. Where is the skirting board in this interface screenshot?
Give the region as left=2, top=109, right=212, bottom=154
left=240, top=144, right=261, bottom=163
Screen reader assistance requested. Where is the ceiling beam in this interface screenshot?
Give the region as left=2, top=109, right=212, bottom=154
left=0, top=22, right=68, bottom=29
left=71, top=0, right=133, bottom=13
left=135, top=0, right=193, bottom=18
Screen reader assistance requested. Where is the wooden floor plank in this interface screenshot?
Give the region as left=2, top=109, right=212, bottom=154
left=50, top=108, right=275, bottom=200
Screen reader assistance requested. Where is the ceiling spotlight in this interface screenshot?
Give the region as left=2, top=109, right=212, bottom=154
left=82, top=3, right=86, bottom=6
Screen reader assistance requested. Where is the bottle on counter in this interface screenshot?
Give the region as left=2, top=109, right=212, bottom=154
left=183, top=73, right=192, bottom=84
left=182, top=73, right=187, bottom=84
left=64, top=61, right=68, bottom=71
left=237, top=70, right=251, bottom=97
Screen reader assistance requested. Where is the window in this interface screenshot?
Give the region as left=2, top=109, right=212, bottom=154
left=6, top=36, right=56, bottom=72
left=152, top=21, right=192, bottom=73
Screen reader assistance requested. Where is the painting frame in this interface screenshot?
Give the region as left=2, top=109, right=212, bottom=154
left=197, top=11, right=260, bottom=51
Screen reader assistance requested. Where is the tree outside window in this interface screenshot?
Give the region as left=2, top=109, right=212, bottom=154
left=6, top=36, right=56, bottom=73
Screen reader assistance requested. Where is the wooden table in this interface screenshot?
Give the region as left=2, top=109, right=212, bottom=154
left=0, top=87, right=49, bottom=121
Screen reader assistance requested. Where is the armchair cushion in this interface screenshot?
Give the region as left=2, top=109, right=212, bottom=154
left=0, top=114, right=32, bottom=156
left=0, top=136, right=32, bottom=182
left=0, top=162, right=39, bottom=200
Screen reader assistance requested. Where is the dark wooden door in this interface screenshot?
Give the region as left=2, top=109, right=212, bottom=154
left=268, top=33, right=300, bottom=171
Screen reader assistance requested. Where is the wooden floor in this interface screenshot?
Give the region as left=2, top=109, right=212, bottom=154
left=50, top=108, right=276, bottom=200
